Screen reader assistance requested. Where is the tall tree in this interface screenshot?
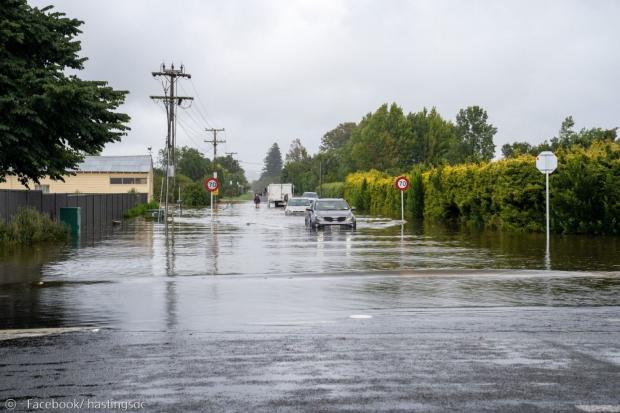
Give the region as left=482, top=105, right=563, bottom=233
left=320, top=122, right=356, bottom=152
left=285, top=138, right=309, bottom=163
left=348, top=103, right=412, bottom=173
left=0, top=1, right=130, bottom=185
left=260, top=142, right=283, bottom=179
left=177, top=147, right=211, bottom=181
left=455, top=106, right=497, bottom=162
left=409, top=107, right=457, bottom=165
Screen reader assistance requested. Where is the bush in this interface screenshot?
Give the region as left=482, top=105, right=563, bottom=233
left=123, top=200, right=160, bottom=219
left=342, top=141, right=620, bottom=234
left=317, top=182, right=345, bottom=198
left=0, top=208, right=69, bottom=245
left=181, top=182, right=211, bottom=206
left=408, top=167, right=425, bottom=219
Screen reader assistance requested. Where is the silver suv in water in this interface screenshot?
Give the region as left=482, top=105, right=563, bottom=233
left=305, top=198, right=356, bottom=229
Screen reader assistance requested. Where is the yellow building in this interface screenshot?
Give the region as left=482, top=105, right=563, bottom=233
left=0, top=155, right=154, bottom=201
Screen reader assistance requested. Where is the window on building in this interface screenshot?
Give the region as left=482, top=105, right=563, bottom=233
left=110, top=177, right=147, bottom=185
left=35, top=184, right=50, bottom=193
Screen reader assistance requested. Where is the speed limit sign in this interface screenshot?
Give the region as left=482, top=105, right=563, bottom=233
left=395, top=176, right=410, bottom=191
left=204, top=177, right=220, bottom=192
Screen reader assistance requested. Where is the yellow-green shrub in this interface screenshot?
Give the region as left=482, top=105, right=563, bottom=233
left=317, top=182, right=345, bottom=198
left=342, top=141, right=620, bottom=234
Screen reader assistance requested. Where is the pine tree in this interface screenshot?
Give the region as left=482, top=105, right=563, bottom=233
left=260, top=143, right=282, bottom=180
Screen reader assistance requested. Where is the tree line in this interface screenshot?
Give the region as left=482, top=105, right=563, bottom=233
left=255, top=103, right=617, bottom=201
left=155, top=146, right=249, bottom=206
left=255, top=103, right=498, bottom=194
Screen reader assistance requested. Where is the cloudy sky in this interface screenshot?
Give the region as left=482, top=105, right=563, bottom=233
left=31, top=0, right=620, bottom=179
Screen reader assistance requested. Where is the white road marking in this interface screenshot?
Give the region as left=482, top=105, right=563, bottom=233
left=349, top=314, right=372, bottom=319
left=575, top=405, right=620, bottom=412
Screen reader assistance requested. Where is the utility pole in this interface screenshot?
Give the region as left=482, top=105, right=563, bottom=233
left=205, top=128, right=226, bottom=160
left=225, top=152, right=239, bottom=196
left=150, top=63, right=192, bottom=236
left=205, top=128, right=225, bottom=218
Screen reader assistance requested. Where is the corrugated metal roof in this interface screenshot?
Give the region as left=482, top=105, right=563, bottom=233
left=75, top=156, right=152, bottom=173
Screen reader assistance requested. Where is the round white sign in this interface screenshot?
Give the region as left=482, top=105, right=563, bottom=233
left=204, top=177, right=220, bottom=192
left=536, top=151, right=557, bottom=174
left=395, top=176, right=410, bottom=191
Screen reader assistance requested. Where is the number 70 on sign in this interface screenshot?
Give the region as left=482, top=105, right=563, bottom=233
left=204, top=177, right=220, bottom=192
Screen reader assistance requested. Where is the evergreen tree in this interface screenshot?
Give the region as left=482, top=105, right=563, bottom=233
left=260, top=143, right=283, bottom=180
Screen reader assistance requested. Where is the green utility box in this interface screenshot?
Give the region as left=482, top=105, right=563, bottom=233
left=59, top=207, right=81, bottom=237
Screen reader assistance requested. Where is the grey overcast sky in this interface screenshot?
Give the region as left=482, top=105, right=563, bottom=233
left=30, top=0, right=620, bottom=179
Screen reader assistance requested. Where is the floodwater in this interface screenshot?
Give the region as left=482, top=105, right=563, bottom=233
left=0, top=202, right=619, bottom=330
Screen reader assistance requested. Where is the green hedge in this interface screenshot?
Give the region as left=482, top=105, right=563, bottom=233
left=317, top=182, right=345, bottom=198
left=340, top=141, right=620, bottom=234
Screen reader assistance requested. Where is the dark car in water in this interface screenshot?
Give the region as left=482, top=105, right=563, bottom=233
left=305, top=198, right=356, bottom=229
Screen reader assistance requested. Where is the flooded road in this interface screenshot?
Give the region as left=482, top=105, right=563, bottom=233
left=1, top=202, right=619, bottom=412
left=1, top=202, right=619, bottom=330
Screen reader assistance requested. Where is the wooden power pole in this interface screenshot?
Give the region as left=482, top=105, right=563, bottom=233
left=150, top=63, right=192, bottom=236
left=205, top=128, right=225, bottom=216
left=205, top=128, right=226, bottom=160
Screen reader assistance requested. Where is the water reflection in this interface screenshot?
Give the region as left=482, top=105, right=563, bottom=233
left=0, top=202, right=619, bottom=330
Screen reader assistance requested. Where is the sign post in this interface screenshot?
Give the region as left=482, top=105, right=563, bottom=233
left=536, top=151, right=557, bottom=268
left=204, top=175, right=220, bottom=219
left=395, top=176, right=410, bottom=223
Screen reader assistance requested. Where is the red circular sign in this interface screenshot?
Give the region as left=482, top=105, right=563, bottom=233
left=204, top=177, right=220, bottom=192
left=395, top=176, right=410, bottom=191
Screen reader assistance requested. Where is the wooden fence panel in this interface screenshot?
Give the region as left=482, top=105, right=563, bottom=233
left=0, top=190, right=148, bottom=229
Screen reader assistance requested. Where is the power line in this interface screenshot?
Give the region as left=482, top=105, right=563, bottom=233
left=150, top=62, right=192, bottom=236
left=204, top=128, right=226, bottom=161
left=187, top=78, right=221, bottom=129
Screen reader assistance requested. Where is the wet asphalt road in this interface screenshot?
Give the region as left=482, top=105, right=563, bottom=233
left=1, top=203, right=619, bottom=412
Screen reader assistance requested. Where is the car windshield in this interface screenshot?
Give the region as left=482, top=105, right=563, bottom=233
left=315, top=200, right=349, bottom=211
left=287, top=198, right=310, bottom=206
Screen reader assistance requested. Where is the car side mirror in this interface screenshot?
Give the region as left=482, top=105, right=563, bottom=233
left=306, top=207, right=312, bottom=211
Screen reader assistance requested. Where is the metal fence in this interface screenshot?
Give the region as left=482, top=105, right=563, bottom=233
left=0, top=190, right=148, bottom=230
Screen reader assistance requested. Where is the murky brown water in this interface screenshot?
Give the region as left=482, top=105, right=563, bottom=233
left=1, top=202, right=619, bottom=330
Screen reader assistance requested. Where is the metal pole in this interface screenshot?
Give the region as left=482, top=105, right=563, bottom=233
left=319, top=160, right=322, bottom=197
left=546, top=171, right=550, bottom=261
left=401, top=190, right=404, bottom=223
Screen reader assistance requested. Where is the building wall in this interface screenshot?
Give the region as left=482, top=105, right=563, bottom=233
left=0, top=172, right=153, bottom=201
